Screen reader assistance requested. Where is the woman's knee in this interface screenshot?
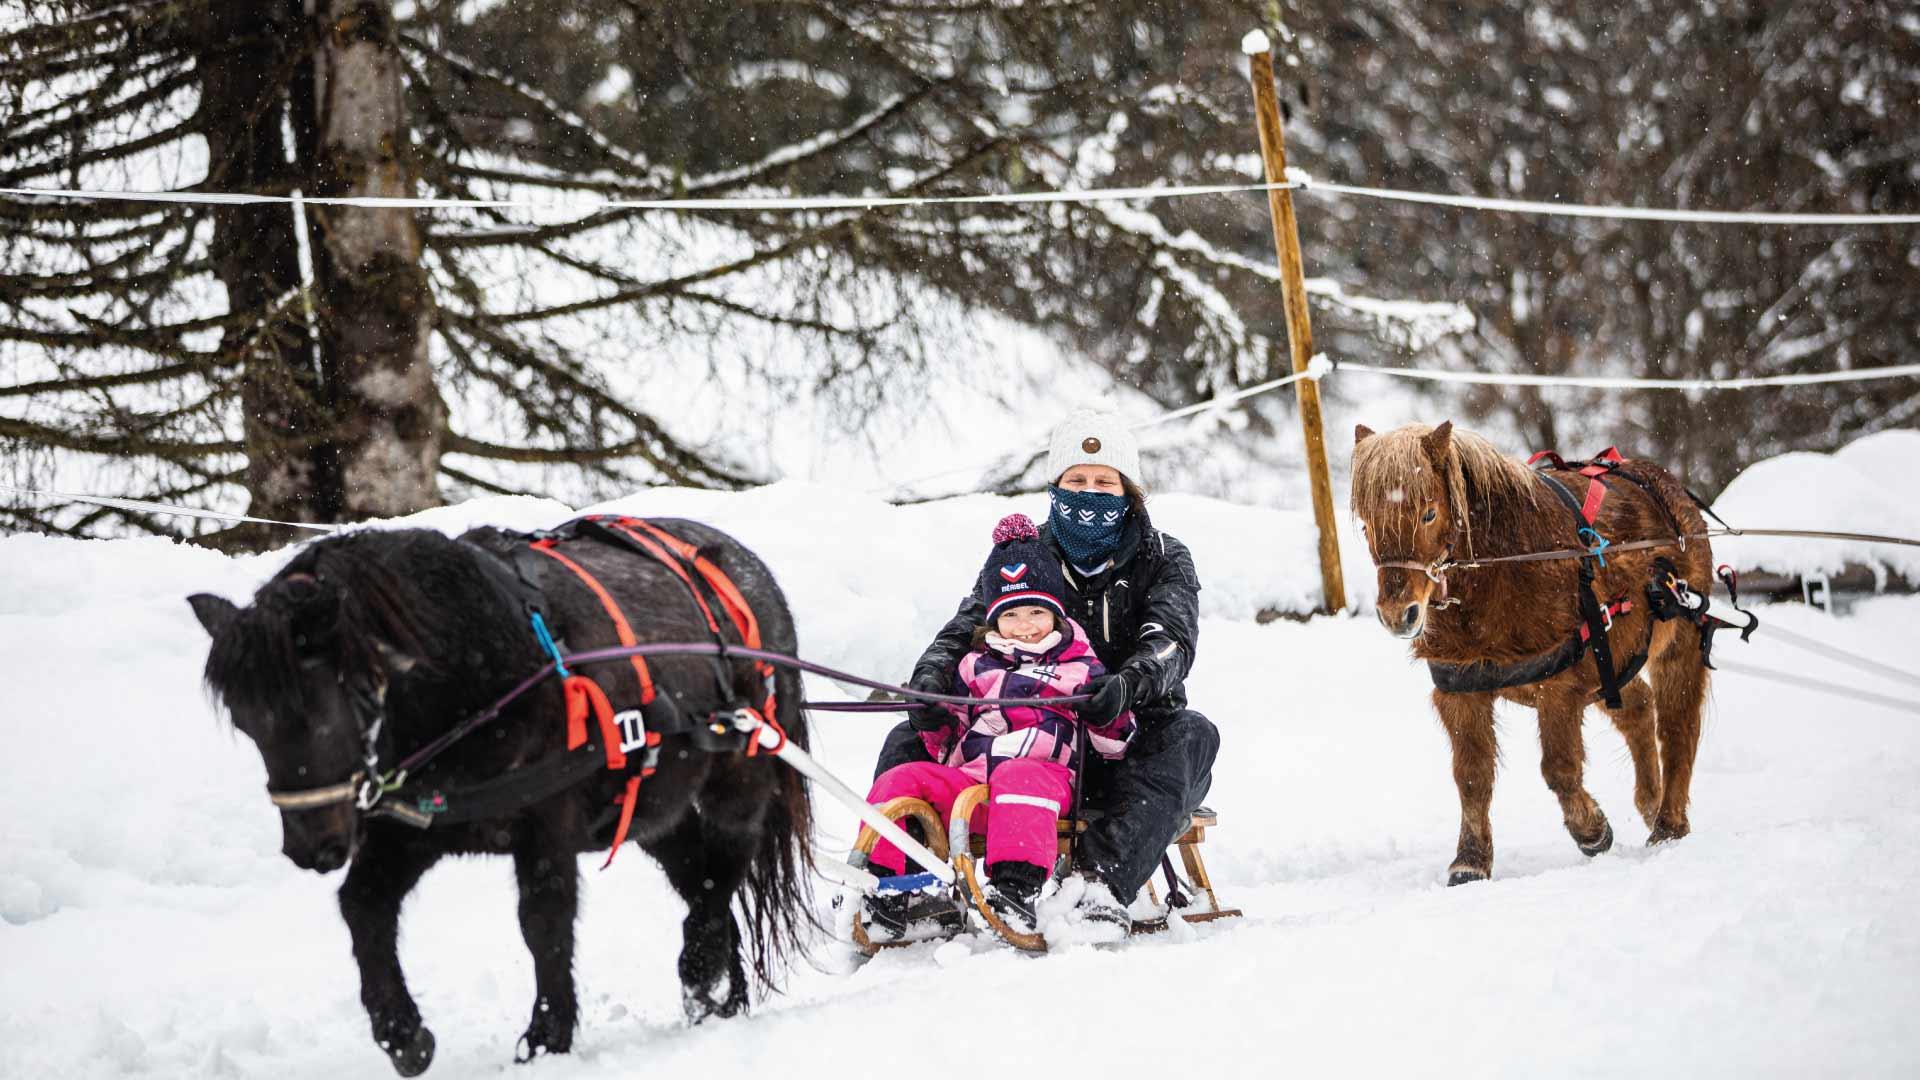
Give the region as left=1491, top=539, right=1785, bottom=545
left=1137, top=709, right=1219, bottom=760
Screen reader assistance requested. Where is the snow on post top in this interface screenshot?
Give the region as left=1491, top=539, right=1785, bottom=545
left=1241, top=29, right=1271, bottom=55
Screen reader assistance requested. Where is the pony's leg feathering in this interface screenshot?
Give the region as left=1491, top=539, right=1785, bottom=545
left=1536, top=687, right=1614, bottom=857
left=1601, top=678, right=1664, bottom=831
left=512, top=822, right=581, bottom=1061
left=1435, top=689, right=1498, bottom=885
left=1648, top=620, right=1708, bottom=843
left=338, top=838, right=443, bottom=1077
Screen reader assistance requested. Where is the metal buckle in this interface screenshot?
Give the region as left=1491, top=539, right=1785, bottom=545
left=355, top=769, right=406, bottom=811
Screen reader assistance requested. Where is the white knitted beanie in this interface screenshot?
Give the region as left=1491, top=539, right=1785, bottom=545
left=1045, top=410, right=1140, bottom=483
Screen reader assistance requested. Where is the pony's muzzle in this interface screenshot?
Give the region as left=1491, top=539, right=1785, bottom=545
left=279, top=803, right=356, bottom=873
left=290, top=838, right=351, bottom=874
left=1380, top=602, right=1425, bottom=639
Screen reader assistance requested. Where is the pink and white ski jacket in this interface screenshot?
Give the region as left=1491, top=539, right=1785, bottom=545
left=919, top=617, right=1135, bottom=783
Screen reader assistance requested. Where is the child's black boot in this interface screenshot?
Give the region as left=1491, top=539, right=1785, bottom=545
left=983, top=860, right=1048, bottom=936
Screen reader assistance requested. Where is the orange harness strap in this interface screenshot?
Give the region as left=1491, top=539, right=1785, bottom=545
left=562, top=675, right=626, bottom=770
left=612, top=518, right=781, bottom=746
left=619, top=518, right=767, bottom=649
left=600, top=520, right=725, bottom=635
left=531, top=520, right=782, bottom=866
left=531, top=539, right=656, bottom=705
left=564, top=675, right=660, bottom=870
left=534, top=538, right=666, bottom=869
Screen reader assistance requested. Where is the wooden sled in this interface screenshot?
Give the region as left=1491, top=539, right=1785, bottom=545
left=846, top=786, right=1241, bottom=956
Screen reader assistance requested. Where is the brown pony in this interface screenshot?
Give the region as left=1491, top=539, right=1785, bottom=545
left=1350, top=421, right=1712, bottom=885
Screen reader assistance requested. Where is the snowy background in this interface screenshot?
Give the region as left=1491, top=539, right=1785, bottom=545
left=4, top=458, right=1919, bottom=1078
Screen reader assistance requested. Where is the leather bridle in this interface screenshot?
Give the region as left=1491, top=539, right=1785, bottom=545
left=263, top=672, right=395, bottom=814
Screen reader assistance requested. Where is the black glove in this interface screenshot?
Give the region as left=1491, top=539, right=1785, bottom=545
left=905, top=671, right=952, bottom=732
left=1076, top=671, right=1135, bottom=727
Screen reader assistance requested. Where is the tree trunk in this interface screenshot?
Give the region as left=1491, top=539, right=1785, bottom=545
left=308, top=0, right=444, bottom=520
left=196, top=1, right=329, bottom=544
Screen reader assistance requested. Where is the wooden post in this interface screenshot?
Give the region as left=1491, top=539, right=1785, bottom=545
left=1245, top=36, right=1347, bottom=614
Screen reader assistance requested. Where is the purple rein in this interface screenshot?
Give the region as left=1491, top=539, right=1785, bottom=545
left=393, top=641, right=1089, bottom=776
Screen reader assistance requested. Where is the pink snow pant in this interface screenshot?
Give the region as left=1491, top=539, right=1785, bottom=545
left=864, top=759, right=1074, bottom=877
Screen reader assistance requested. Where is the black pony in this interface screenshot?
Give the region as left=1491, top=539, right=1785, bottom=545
left=188, top=522, right=812, bottom=1076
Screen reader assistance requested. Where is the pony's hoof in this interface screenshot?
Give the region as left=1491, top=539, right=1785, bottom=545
left=1577, top=820, right=1614, bottom=857
left=514, top=1030, right=572, bottom=1064
left=1647, top=820, right=1689, bottom=845
left=1446, top=865, right=1489, bottom=886
left=681, top=980, right=748, bottom=1025
left=384, top=1026, right=435, bottom=1077
left=514, top=999, right=575, bottom=1063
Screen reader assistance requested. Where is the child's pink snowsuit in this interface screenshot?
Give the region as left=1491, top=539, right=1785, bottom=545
left=865, top=617, right=1133, bottom=877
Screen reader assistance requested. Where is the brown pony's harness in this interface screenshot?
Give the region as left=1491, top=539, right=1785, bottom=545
left=1377, top=447, right=1758, bottom=707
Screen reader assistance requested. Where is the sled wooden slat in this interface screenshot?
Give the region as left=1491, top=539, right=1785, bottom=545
left=847, top=795, right=1242, bottom=957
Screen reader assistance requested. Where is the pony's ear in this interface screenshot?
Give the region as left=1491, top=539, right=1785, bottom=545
left=1354, top=424, right=1375, bottom=445
left=1421, top=420, right=1454, bottom=463
left=188, top=593, right=239, bottom=638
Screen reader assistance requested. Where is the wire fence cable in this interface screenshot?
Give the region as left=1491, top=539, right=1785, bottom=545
left=5, top=179, right=1919, bottom=224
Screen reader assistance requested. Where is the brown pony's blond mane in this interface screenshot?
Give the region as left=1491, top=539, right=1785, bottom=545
left=1351, top=423, right=1538, bottom=560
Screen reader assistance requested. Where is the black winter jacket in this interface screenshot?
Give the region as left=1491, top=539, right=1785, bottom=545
left=910, top=509, right=1201, bottom=722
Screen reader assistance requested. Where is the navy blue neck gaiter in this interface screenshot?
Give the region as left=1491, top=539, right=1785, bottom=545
left=1047, top=485, right=1130, bottom=567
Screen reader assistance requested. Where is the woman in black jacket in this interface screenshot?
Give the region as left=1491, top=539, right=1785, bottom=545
left=872, top=411, right=1220, bottom=938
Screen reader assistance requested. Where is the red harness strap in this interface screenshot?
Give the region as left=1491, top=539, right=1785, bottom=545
left=601, top=516, right=784, bottom=754
left=531, top=520, right=782, bottom=866
left=1578, top=446, right=1625, bottom=476
left=1576, top=447, right=1624, bottom=526
left=531, top=540, right=656, bottom=706
left=534, top=538, right=664, bottom=867
left=562, top=676, right=661, bottom=869
left=1529, top=447, right=1627, bottom=528
left=1531, top=447, right=1623, bottom=527
left=1579, top=474, right=1608, bottom=526
left=1578, top=598, right=1635, bottom=642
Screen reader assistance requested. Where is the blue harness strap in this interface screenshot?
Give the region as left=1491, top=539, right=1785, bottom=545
left=530, top=611, right=569, bottom=677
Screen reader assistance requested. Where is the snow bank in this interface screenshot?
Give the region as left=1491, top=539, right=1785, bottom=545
left=1711, top=429, right=1920, bottom=587
left=5, top=487, right=1919, bottom=1078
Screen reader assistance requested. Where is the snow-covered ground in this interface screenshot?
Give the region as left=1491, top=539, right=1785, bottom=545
left=4, top=486, right=1918, bottom=1078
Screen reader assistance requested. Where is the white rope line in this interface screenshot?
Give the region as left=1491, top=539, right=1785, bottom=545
left=1133, top=355, right=1333, bottom=430
left=0, top=485, right=340, bottom=532
left=0, top=181, right=1297, bottom=212
left=882, top=354, right=1920, bottom=497
left=1338, top=360, right=1920, bottom=390
left=12, top=356, right=1918, bottom=519
left=1291, top=178, right=1920, bottom=226
left=4, top=179, right=1917, bottom=224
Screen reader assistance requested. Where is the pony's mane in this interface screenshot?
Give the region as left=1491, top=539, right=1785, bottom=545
left=203, top=530, right=475, bottom=714
left=1351, top=423, right=1538, bottom=559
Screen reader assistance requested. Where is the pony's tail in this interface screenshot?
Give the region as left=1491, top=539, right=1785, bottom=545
left=736, top=659, right=817, bottom=991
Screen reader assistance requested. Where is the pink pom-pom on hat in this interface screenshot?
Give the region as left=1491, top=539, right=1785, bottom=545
left=992, top=513, right=1039, bottom=544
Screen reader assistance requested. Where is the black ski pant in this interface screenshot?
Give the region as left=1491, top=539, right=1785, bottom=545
left=870, top=709, right=1220, bottom=904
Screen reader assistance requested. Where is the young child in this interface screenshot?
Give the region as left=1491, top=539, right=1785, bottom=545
left=863, top=514, right=1135, bottom=936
